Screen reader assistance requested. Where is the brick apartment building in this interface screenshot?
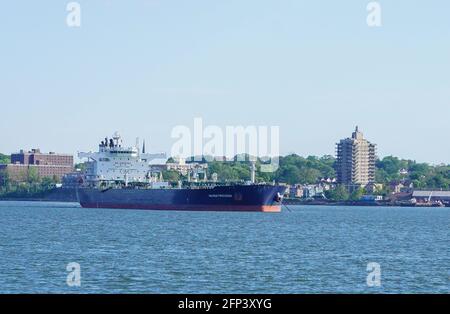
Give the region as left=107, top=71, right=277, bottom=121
left=0, top=149, right=74, bottom=182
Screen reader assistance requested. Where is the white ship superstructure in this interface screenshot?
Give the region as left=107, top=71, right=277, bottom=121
left=78, top=132, right=167, bottom=184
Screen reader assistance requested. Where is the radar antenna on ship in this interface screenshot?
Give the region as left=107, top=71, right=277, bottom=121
left=113, top=131, right=123, bottom=147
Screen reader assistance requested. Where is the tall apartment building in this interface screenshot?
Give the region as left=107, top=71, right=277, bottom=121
left=0, top=149, right=73, bottom=182
left=335, top=127, right=376, bottom=189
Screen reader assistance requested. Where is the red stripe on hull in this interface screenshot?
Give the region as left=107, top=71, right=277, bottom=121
left=80, top=203, right=281, bottom=212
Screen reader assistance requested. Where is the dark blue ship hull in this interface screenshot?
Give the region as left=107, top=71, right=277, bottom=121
left=78, top=185, right=286, bottom=212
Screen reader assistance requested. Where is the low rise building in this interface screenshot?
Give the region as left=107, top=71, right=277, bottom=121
left=303, top=185, right=325, bottom=199
left=0, top=149, right=73, bottom=182
left=289, top=185, right=304, bottom=198
left=365, top=182, right=384, bottom=194
left=360, top=195, right=384, bottom=202
left=390, top=180, right=414, bottom=194
left=412, top=190, right=450, bottom=202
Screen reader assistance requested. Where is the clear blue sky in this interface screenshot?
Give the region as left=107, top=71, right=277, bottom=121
left=0, top=1, right=449, bottom=164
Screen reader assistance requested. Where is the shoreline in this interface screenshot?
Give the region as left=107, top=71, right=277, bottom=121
left=1, top=197, right=448, bottom=208
left=0, top=198, right=76, bottom=203
left=283, top=199, right=449, bottom=208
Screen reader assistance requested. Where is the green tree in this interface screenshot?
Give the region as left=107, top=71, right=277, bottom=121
left=27, top=167, right=40, bottom=184
left=168, top=154, right=449, bottom=189
left=161, top=170, right=181, bottom=182
left=277, top=165, right=301, bottom=185
left=0, top=154, right=10, bottom=164
left=74, top=163, right=87, bottom=172
left=325, top=185, right=349, bottom=201
left=350, top=187, right=365, bottom=201
left=0, top=169, right=9, bottom=190
left=298, top=168, right=322, bottom=184
left=40, top=177, right=55, bottom=190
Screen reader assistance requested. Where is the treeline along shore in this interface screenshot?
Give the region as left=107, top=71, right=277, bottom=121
left=0, top=153, right=449, bottom=205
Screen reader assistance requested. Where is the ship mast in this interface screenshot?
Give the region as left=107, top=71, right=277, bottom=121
left=250, top=161, right=256, bottom=184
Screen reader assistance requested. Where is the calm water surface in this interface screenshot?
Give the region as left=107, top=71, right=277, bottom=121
left=0, top=201, right=448, bottom=293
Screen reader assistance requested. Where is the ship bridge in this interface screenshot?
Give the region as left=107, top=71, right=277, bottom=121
left=77, top=132, right=167, bottom=183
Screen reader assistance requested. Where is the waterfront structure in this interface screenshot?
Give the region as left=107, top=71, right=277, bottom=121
left=166, top=158, right=208, bottom=182
left=288, top=183, right=331, bottom=199
left=335, top=127, right=376, bottom=190
left=0, top=149, right=73, bottom=182
left=412, top=190, right=450, bottom=202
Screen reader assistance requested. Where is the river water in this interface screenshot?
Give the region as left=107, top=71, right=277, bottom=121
left=0, top=201, right=448, bottom=293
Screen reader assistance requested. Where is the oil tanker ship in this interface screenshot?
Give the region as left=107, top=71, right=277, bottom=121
left=77, top=184, right=285, bottom=212
left=76, top=133, right=286, bottom=212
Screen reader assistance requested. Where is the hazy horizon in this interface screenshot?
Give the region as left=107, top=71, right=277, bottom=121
left=1, top=1, right=449, bottom=164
